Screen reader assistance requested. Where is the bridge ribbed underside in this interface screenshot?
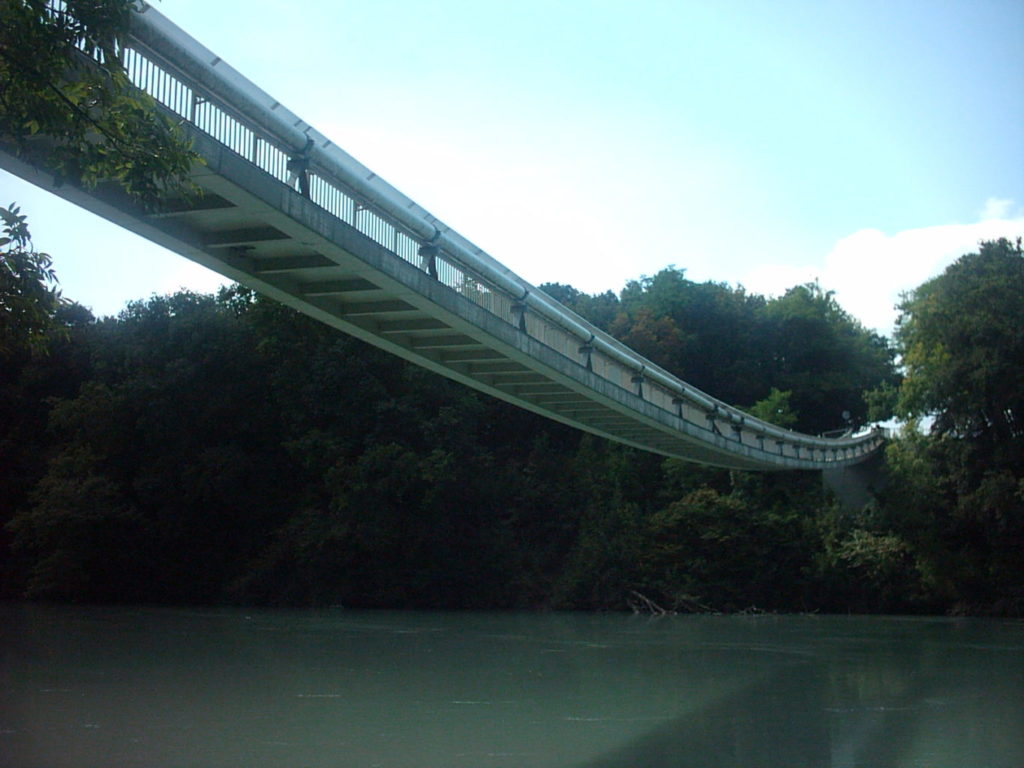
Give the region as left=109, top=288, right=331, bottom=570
left=0, top=6, right=884, bottom=471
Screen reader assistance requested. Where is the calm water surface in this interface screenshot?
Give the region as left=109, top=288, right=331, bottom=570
left=1, top=605, right=1021, bottom=767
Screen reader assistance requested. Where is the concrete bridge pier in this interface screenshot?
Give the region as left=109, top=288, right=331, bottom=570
left=822, top=450, right=888, bottom=512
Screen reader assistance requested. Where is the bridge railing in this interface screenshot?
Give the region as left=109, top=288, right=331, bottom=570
left=122, top=5, right=882, bottom=466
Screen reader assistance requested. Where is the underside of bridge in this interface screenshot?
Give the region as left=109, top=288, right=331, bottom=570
left=0, top=6, right=885, bottom=472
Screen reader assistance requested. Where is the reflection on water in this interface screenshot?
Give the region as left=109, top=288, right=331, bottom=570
left=1, top=606, right=1021, bottom=767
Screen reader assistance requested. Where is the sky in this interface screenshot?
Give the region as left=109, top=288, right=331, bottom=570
left=3, top=0, right=1023, bottom=335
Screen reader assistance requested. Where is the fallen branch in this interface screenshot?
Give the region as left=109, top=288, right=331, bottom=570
left=672, top=594, right=714, bottom=614
left=627, top=590, right=671, bottom=615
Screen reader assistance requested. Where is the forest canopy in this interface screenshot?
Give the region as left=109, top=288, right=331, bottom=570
left=4, top=234, right=1019, bottom=616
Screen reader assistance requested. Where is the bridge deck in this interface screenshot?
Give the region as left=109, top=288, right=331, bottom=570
left=0, top=5, right=884, bottom=471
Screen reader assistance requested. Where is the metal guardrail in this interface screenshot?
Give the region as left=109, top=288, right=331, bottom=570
left=109, top=5, right=883, bottom=466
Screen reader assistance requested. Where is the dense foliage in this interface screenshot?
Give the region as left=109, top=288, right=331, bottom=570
left=0, top=0, right=196, bottom=200
left=872, top=238, right=1024, bottom=614
left=548, top=271, right=895, bottom=434
left=0, top=230, right=892, bottom=612
left=0, top=204, right=63, bottom=354
left=2, top=200, right=1021, bottom=614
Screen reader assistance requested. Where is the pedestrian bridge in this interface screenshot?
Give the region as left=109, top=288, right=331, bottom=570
left=1, top=5, right=885, bottom=471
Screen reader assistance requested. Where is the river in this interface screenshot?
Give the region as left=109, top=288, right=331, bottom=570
left=1, top=605, right=1021, bottom=767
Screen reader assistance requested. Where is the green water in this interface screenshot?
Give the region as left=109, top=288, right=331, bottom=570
left=1, top=605, right=1021, bottom=767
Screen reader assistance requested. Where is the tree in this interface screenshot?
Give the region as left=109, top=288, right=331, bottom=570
left=540, top=282, right=621, bottom=332
left=747, top=387, right=798, bottom=429
left=0, top=204, right=63, bottom=354
left=6, top=291, right=311, bottom=602
left=879, top=239, right=1024, bottom=613
left=0, top=0, right=196, bottom=201
left=582, top=269, right=896, bottom=433
left=612, top=268, right=770, bottom=406
left=762, top=282, right=897, bottom=433
left=894, top=238, right=1023, bottom=451
left=640, top=485, right=818, bottom=612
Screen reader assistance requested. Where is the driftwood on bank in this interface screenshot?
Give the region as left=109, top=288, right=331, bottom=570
left=628, top=591, right=767, bottom=615
left=628, top=590, right=671, bottom=615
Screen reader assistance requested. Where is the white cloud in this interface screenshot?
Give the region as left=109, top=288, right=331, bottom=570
left=741, top=204, right=1024, bottom=336
left=980, top=197, right=1017, bottom=221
